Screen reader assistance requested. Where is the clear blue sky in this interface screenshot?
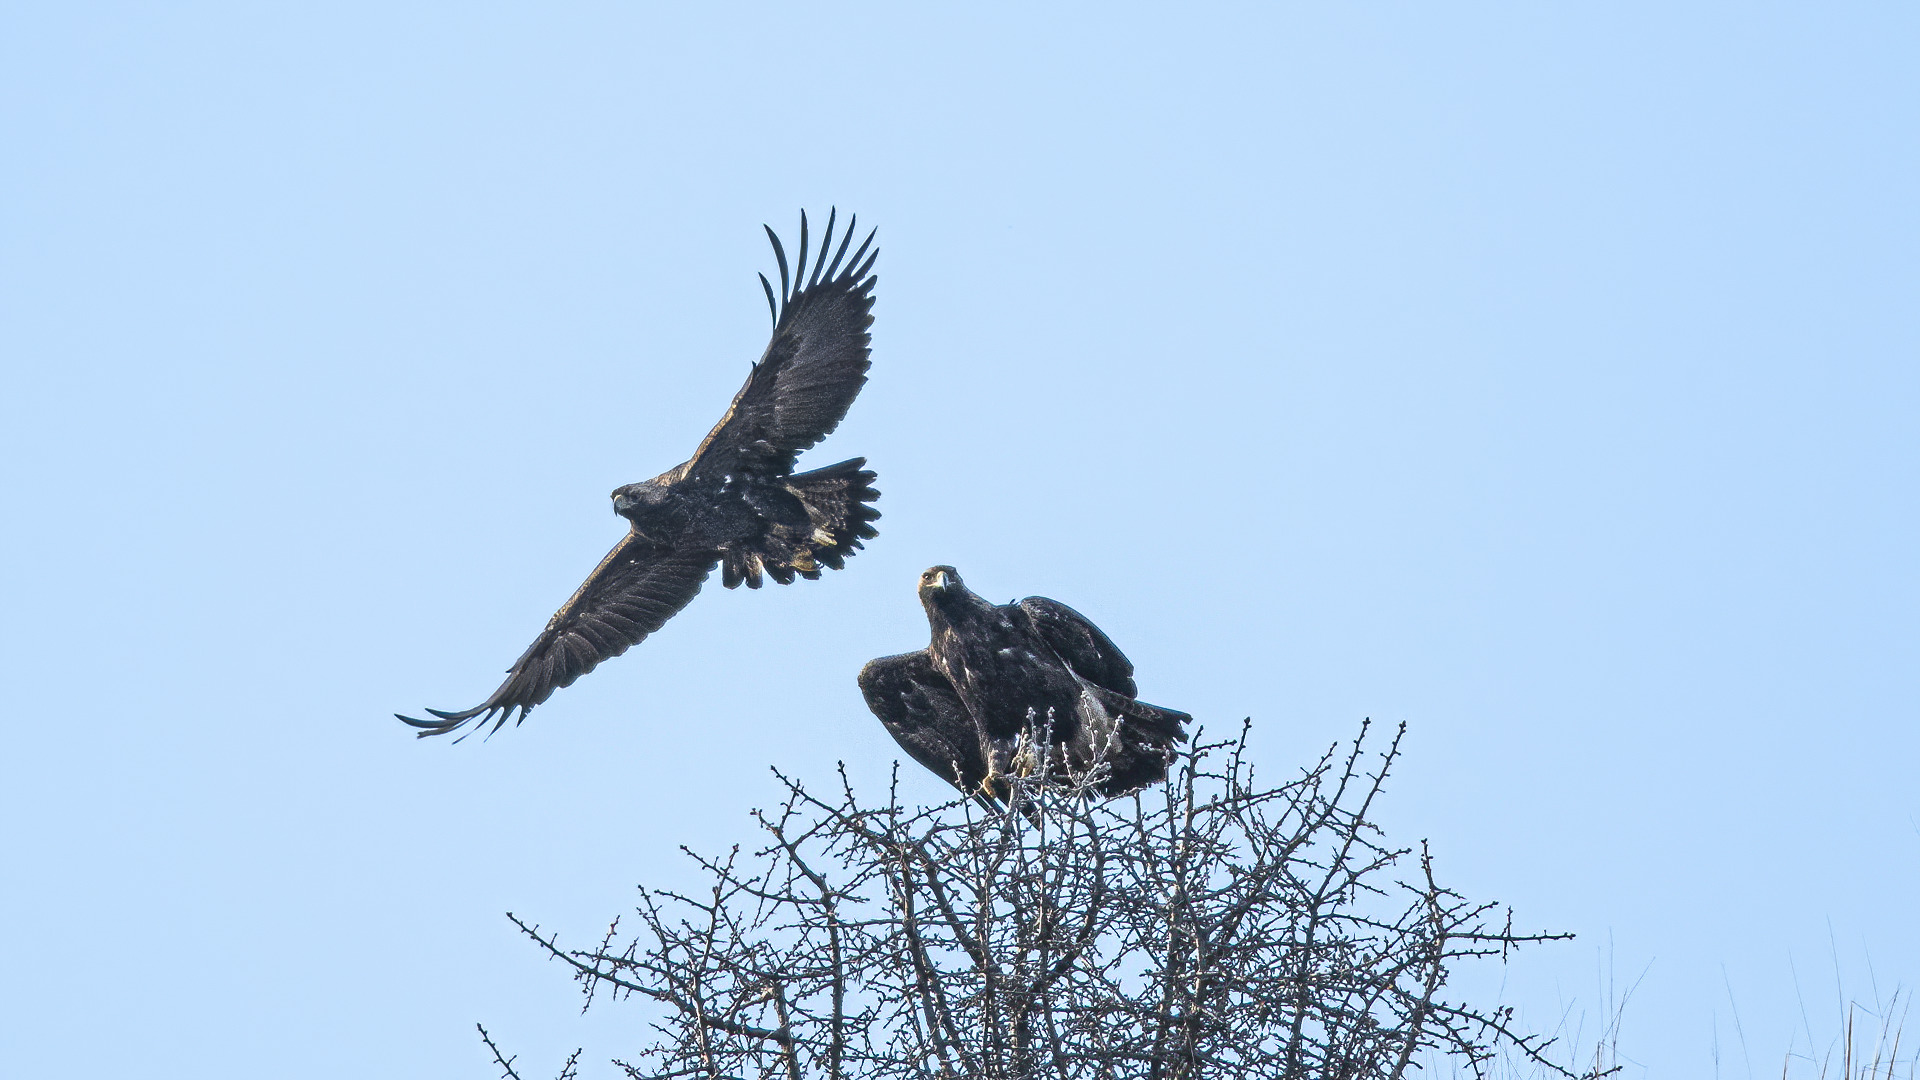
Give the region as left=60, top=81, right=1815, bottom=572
left=2, top=5, right=1914, bottom=1077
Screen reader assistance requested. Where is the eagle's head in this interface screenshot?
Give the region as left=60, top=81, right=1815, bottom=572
left=918, top=565, right=962, bottom=603
left=611, top=479, right=667, bottom=523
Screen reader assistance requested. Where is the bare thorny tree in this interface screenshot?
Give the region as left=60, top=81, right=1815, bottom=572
left=486, top=721, right=1610, bottom=1080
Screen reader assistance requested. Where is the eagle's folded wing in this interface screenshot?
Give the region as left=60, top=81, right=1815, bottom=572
left=1014, top=596, right=1139, bottom=698
left=858, top=650, right=987, bottom=796
left=690, top=210, right=877, bottom=479
left=399, top=538, right=716, bottom=739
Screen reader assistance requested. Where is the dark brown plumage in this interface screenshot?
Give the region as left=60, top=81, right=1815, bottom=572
left=860, top=566, right=1189, bottom=800
left=856, top=648, right=991, bottom=798
left=400, top=211, right=880, bottom=738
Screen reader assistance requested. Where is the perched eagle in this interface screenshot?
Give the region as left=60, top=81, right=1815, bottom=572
left=400, top=211, right=881, bottom=738
left=858, top=566, right=1189, bottom=799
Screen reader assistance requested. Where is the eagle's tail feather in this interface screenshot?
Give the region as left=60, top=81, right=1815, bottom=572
left=1076, top=682, right=1192, bottom=796
left=789, top=456, right=881, bottom=570
left=720, top=458, right=880, bottom=589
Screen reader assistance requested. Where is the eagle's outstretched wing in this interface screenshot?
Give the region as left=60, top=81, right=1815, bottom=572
left=399, top=539, right=716, bottom=739
left=689, top=209, right=877, bottom=480
left=1014, top=597, right=1139, bottom=698
left=858, top=650, right=989, bottom=797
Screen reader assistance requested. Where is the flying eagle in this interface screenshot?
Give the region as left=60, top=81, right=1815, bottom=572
left=400, top=211, right=881, bottom=738
left=858, top=566, right=1189, bottom=799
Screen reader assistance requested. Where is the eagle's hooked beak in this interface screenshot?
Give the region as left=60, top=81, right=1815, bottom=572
left=612, top=492, right=633, bottom=514
left=931, top=569, right=951, bottom=591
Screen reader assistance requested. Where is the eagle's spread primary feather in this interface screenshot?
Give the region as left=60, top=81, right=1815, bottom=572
left=860, top=566, right=1190, bottom=800
left=399, top=211, right=880, bottom=739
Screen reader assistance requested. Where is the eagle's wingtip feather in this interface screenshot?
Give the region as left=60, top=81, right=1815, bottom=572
left=764, top=224, right=791, bottom=312
left=398, top=710, right=475, bottom=739
left=758, top=273, right=777, bottom=327
left=807, top=208, right=836, bottom=289
left=795, top=210, right=810, bottom=294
